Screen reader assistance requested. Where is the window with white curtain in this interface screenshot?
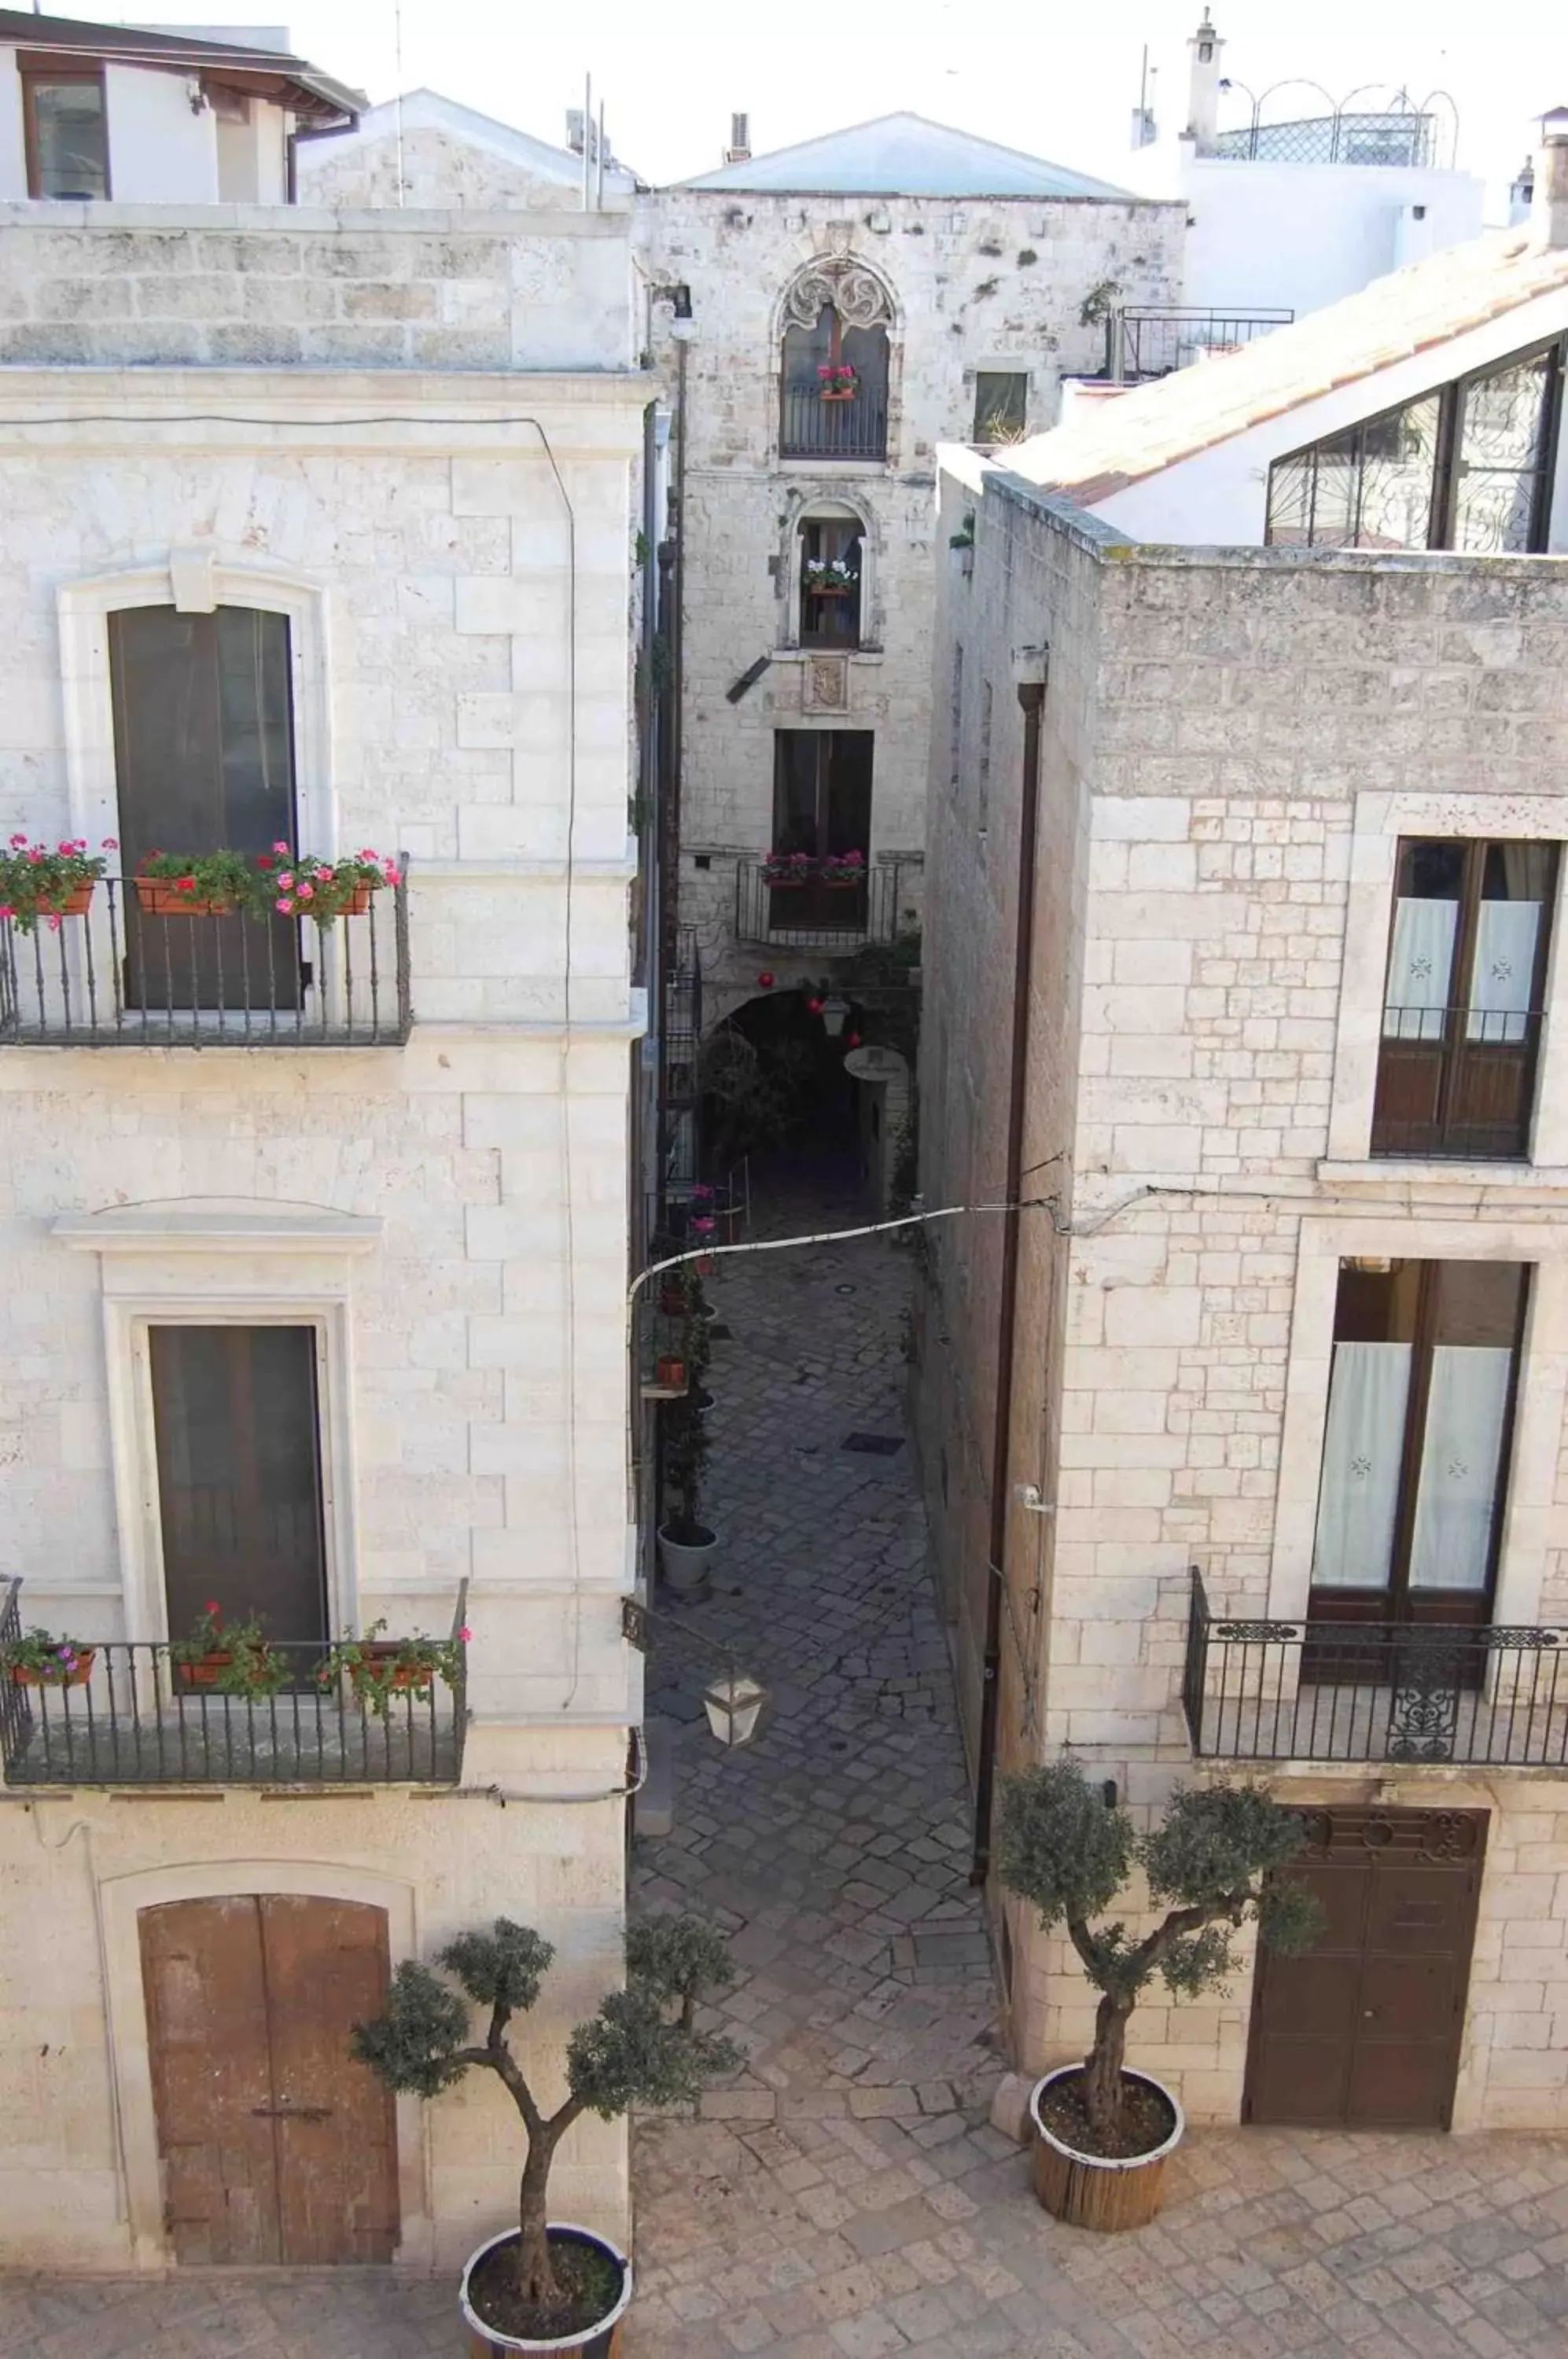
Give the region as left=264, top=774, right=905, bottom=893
left=1373, top=838, right=1557, bottom=1158
left=1309, top=1258, right=1527, bottom=1629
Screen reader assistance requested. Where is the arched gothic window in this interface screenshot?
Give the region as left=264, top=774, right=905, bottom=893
left=778, top=264, right=893, bottom=462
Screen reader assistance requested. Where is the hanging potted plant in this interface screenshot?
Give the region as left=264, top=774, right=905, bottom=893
left=996, top=1758, right=1322, bottom=2232
left=318, top=1617, right=469, bottom=1719
left=2, top=1626, right=97, bottom=1689
left=818, top=361, right=858, bottom=403
left=262, top=845, right=399, bottom=923
left=134, top=848, right=263, bottom=919
left=170, top=1602, right=291, bottom=1698
left=352, top=1915, right=739, bottom=2356
left=0, top=836, right=116, bottom=935
left=657, top=1396, right=717, bottom=1597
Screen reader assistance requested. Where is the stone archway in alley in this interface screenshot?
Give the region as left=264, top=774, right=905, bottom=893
left=632, top=1058, right=1008, bottom=2332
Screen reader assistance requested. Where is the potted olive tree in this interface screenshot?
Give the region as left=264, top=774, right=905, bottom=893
left=656, top=1396, right=717, bottom=1597
left=352, top=1915, right=738, bottom=2354
left=996, top=1759, right=1320, bottom=2232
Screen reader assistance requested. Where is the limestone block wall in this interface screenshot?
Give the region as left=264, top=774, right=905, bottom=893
left=0, top=204, right=635, bottom=371
left=918, top=459, right=1568, bottom=2122
left=639, top=190, right=1183, bottom=1014
left=0, top=328, right=649, bottom=2254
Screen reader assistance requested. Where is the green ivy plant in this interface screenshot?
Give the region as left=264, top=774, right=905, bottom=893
left=996, top=1758, right=1323, bottom=2145
left=352, top=1916, right=739, bottom=2319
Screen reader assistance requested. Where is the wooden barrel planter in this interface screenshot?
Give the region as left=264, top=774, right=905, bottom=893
left=1028, top=2067, right=1183, bottom=2232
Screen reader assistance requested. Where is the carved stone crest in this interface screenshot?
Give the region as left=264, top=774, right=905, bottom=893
left=781, top=260, right=894, bottom=333
left=804, top=655, right=849, bottom=713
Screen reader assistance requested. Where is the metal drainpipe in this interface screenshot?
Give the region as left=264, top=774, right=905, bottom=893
left=970, top=660, right=1048, bottom=1886
left=661, top=334, right=688, bottom=992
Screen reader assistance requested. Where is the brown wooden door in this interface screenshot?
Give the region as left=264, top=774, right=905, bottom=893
left=1245, top=1806, right=1485, bottom=2131
left=140, top=1895, right=399, bottom=2264
left=149, top=1323, right=329, bottom=1646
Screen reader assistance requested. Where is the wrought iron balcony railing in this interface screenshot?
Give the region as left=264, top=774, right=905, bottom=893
left=1372, top=1003, right=1542, bottom=1159
left=1102, top=306, right=1294, bottom=383
left=1182, top=1569, right=1567, bottom=1767
left=0, top=1579, right=466, bottom=1787
left=735, top=859, right=914, bottom=950
left=779, top=386, right=889, bottom=462
left=0, top=869, right=411, bottom=1047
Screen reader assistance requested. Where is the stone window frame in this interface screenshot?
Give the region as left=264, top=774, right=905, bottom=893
left=53, top=1204, right=380, bottom=1646
left=57, top=547, right=336, bottom=860
left=1324, top=790, right=1568, bottom=1174
left=1265, top=1214, right=1568, bottom=1630
left=781, top=492, right=877, bottom=653
left=772, top=252, right=902, bottom=473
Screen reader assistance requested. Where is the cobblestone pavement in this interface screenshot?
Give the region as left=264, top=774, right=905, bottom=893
left=6, top=1184, right=1568, bottom=2354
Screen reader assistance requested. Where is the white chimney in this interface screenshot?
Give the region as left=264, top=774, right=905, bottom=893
left=724, top=110, right=751, bottom=164
left=1529, top=106, right=1568, bottom=250
left=1184, top=11, right=1224, bottom=156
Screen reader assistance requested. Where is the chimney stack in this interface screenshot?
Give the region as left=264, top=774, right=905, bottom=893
left=1184, top=11, right=1224, bottom=155
left=1529, top=105, right=1568, bottom=249
left=724, top=111, right=751, bottom=164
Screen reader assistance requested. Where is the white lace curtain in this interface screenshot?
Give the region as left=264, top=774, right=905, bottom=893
left=1312, top=1341, right=1410, bottom=1591
left=1407, top=1345, right=1513, bottom=1592
left=1383, top=898, right=1456, bottom=1041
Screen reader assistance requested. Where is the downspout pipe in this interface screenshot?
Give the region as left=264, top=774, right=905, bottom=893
left=970, top=650, right=1049, bottom=1886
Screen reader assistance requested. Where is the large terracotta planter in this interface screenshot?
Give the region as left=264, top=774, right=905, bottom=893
left=458, top=2224, right=631, bottom=2357
left=1029, top=2066, right=1184, bottom=2232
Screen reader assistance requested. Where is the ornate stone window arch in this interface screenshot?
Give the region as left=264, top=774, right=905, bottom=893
left=787, top=495, right=872, bottom=650
left=778, top=258, right=895, bottom=462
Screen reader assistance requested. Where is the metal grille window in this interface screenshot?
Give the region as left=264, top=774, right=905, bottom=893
left=1266, top=335, right=1566, bottom=554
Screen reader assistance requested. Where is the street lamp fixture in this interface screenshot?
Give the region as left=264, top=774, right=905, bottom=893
left=819, top=994, right=850, bottom=1038
left=622, top=1597, right=768, bottom=1750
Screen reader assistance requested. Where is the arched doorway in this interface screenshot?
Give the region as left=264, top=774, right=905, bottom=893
left=138, top=1893, right=398, bottom=2263
left=702, top=986, right=865, bottom=1195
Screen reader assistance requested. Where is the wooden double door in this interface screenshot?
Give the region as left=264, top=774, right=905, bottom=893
left=1246, top=1806, right=1485, bottom=2132
left=139, top=1895, right=399, bottom=2264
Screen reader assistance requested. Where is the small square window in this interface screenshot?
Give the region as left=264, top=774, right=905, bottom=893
left=973, top=372, right=1027, bottom=443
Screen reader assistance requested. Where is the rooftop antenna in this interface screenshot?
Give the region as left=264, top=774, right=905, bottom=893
left=596, top=98, right=606, bottom=208
left=582, top=72, right=592, bottom=212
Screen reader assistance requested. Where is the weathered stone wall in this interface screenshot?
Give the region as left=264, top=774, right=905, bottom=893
left=918, top=461, right=1568, bottom=2125
left=0, top=204, right=635, bottom=370
left=640, top=189, right=1183, bottom=1017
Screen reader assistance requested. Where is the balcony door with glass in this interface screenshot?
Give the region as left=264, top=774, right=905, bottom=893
left=1308, top=1259, right=1528, bottom=1638
left=771, top=730, right=873, bottom=931
left=109, top=605, right=300, bottom=1013
left=149, top=1324, right=329, bottom=1646
left=1374, top=839, right=1555, bottom=1158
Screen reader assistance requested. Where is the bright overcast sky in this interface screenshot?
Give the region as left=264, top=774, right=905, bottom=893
left=143, top=0, right=1562, bottom=198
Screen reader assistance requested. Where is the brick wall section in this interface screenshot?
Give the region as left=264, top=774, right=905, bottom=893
left=918, top=462, right=1568, bottom=2126
left=0, top=204, right=634, bottom=370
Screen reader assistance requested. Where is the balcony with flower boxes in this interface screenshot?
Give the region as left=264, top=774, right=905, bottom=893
left=0, top=841, right=411, bottom=1048
left=0, top=1580, right=469, bottom=1788
left=735, top=854, right=912, bottom=950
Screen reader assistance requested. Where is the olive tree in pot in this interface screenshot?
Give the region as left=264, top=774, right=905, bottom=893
left=657, top=1396, right=717, bottom=1596
left=352, top=1915, right=739, bottom=2354
left=996, top=1759, right=1322, bottom=2232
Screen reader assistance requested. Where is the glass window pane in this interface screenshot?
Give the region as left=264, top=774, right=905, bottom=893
left=974, top=373, right=1027, bottom=440
left=30, top=79, right=108, bottom=201
left=1452, top=351, right=1554, bottom=554
left=1385, top=842, right=1462, bottom=1040
left=1350, top=393, right=1441, bottom=549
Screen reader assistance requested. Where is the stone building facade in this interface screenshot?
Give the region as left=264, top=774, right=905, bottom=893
left=0, top=129, right=650, bottom=2266
left=917, top=197, right=1568, bottom=2136
left=638, top=129, right=1184, bottom=1025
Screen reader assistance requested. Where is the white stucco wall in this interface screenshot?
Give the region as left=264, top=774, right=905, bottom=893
left=105, top=61, right=219, bottom=202
left=0, top=50, right=25, bottom=201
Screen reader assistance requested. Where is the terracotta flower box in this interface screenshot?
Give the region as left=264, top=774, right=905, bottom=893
left=175, top=1650, right=234, bottom=1689
left=9, top=1647, right=96, bottom=1690
left=135, top=879, right=234, bottom=920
